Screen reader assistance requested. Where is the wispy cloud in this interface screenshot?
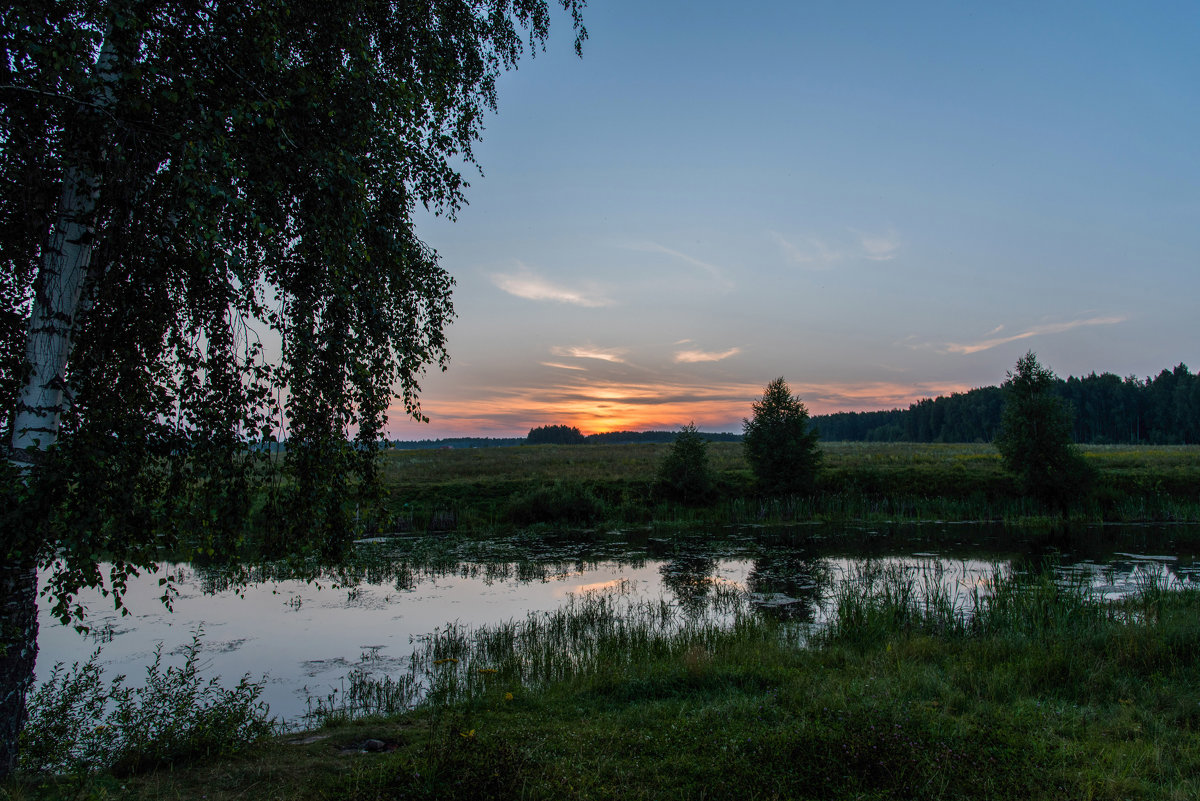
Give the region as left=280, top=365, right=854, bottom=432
left=772, top=232, right=845, bottom=268
left=491, top=263, right=611, bottom=307
left=674, top=347, right=742, bottom=363
left=623, top=241, right=732, bottom=289
left=854, top=228, right=901, bottom=261
left=945, top=315, right=1127, bottom=355
left=541, top=361, right=588, bottom=371
left=551, top=345, right=628, bottom=363
left=792, top=380, right=977, bottom=411
left=772, top=227, right=901, bottom=267
left=391, top=379, right=765, bottom=436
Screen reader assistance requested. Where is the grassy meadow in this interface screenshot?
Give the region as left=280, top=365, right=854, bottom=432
left=376, top=441, right=1200, bottom=531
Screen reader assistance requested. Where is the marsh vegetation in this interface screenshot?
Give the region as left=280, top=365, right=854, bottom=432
left=13, top=548, right=1200, bottom=800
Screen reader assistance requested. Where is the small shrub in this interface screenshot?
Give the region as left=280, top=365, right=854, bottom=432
left=20, top=632, right=274, bottom=777
left=502, top=481, right=605, bottom=526
left=655, top=423, right=714, bottom=504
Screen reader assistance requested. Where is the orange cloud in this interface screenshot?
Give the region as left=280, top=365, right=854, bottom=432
left=550, top=345, right=628, bottom=363
left=674, top=347, right=741, bottom=363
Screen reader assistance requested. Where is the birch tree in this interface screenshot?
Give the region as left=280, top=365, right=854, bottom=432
left=0, top=0, right=585, bottom=777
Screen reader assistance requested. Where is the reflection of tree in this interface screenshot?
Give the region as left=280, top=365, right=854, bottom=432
left=659, top=553, right=719, bottom=613
left=746, top=553, right=829, bottom=622
left=1164, top=559, right=1197, bottom=588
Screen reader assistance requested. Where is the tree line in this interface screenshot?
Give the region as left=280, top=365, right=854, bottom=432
left=812, top=363, right=1200, bottom=444
left=523, top=426, right=742, bottom=446
left=658, top=355, right=1099, bottom=512
left=468, top=362, right=1200, bottom=450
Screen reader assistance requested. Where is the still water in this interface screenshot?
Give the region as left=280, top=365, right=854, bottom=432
left=35, top=523, right=1200, bottom=726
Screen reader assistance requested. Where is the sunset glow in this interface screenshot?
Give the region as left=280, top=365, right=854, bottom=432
left=385, top=1, right=1196, bottom=440
left=389, top=378, right=978, bottom=438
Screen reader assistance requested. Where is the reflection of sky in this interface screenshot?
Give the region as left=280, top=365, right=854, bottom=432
left=35, top=549, right=1197, bottom=725
left=38, top=560, right=739, bottom=725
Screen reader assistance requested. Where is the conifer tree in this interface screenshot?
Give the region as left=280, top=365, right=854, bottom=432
left=994, top=352, right=1093, bottom=508
left=656, top=423, right=713, bottom=504
left=743, top=378, right=822, bottom=495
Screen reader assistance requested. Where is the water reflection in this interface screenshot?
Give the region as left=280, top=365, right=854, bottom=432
left=35, top=523, right=1200, bottom=725
left=746, top=552, right=830, bottom=622
left=659, top=550, right=720, bottom=613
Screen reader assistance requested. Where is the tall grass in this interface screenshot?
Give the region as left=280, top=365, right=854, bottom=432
left=306, top=558, right=1198, bottom=731
left=281, top=564, right=1200, bottom=801
left=306, top=579, right=774, bottom=725
left=49, top=557, right=1200, bottom=800
left=820, top=560, right=1117, bottom=646
left=20, top=632, right=274, bottom=779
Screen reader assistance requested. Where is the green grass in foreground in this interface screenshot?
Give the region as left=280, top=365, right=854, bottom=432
left=14, top=566, right=1199, bottom=801
left=376, top=442, right=1200, bottom=530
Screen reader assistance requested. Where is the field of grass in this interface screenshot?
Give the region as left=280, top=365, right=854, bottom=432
left=15, top=565, right=1199, bottom=801
left=374, top=441, right=1200, bottom=531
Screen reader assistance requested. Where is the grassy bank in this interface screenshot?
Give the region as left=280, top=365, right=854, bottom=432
left=15, top=565, right=1199, bottom=800
left=376, top=442, right=1200, bottom=531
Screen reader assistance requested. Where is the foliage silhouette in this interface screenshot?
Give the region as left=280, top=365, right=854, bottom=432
left=655, top=423, right=714, bottom=504
left=526, top=425, right=587, bottom=445
left=813, top=362, right=1200, bottom=445
left=994, top=352, right=1094, bottom=509
left=0, top=0, right=585, bottom=777
left=743, top=378, right=822, bottom=495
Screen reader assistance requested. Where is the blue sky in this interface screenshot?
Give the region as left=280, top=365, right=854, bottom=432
left=392, top=0, right=1200, bottom=438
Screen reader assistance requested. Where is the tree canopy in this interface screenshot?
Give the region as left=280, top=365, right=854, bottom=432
left=812, top=363, right=1199, bottom=445
left=526, top=424, right=586, bottom=445
left=742, top=377, right=822, bottom=495
left=994, top=352, right=1092, bottom=507
left=0, top=0, right=585, bottom=777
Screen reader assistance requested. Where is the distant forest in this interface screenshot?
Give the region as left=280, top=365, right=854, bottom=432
left=390, top=363, right=1200, bottom=449
left=813, top=363, right=1200, bottom=444
left=390, top=429, right=743, bottom=449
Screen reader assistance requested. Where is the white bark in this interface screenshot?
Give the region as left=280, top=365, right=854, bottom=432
left=9, top=32, right=124, bottom=460
left=2, top=26, right=133, bottom=781
left=9, top=166, right=99, bottom=455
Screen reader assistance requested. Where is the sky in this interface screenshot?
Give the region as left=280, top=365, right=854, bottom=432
left=390, top=0, right=1200, bottom=439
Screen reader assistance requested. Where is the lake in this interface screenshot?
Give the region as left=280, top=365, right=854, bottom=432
left=34, top=523, right=1200, bottom=727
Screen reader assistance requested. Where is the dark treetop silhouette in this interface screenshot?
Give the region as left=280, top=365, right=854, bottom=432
left=0, top=0, right=585, bottom=777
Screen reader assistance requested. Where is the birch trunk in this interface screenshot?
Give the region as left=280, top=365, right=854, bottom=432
left=0, top=148, right=101, bottom=783
left=1, top=29, right=127, bottom=780
left=0, top=565, right=38, bottom=778
left=9, top=161, right=101, bottom=454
